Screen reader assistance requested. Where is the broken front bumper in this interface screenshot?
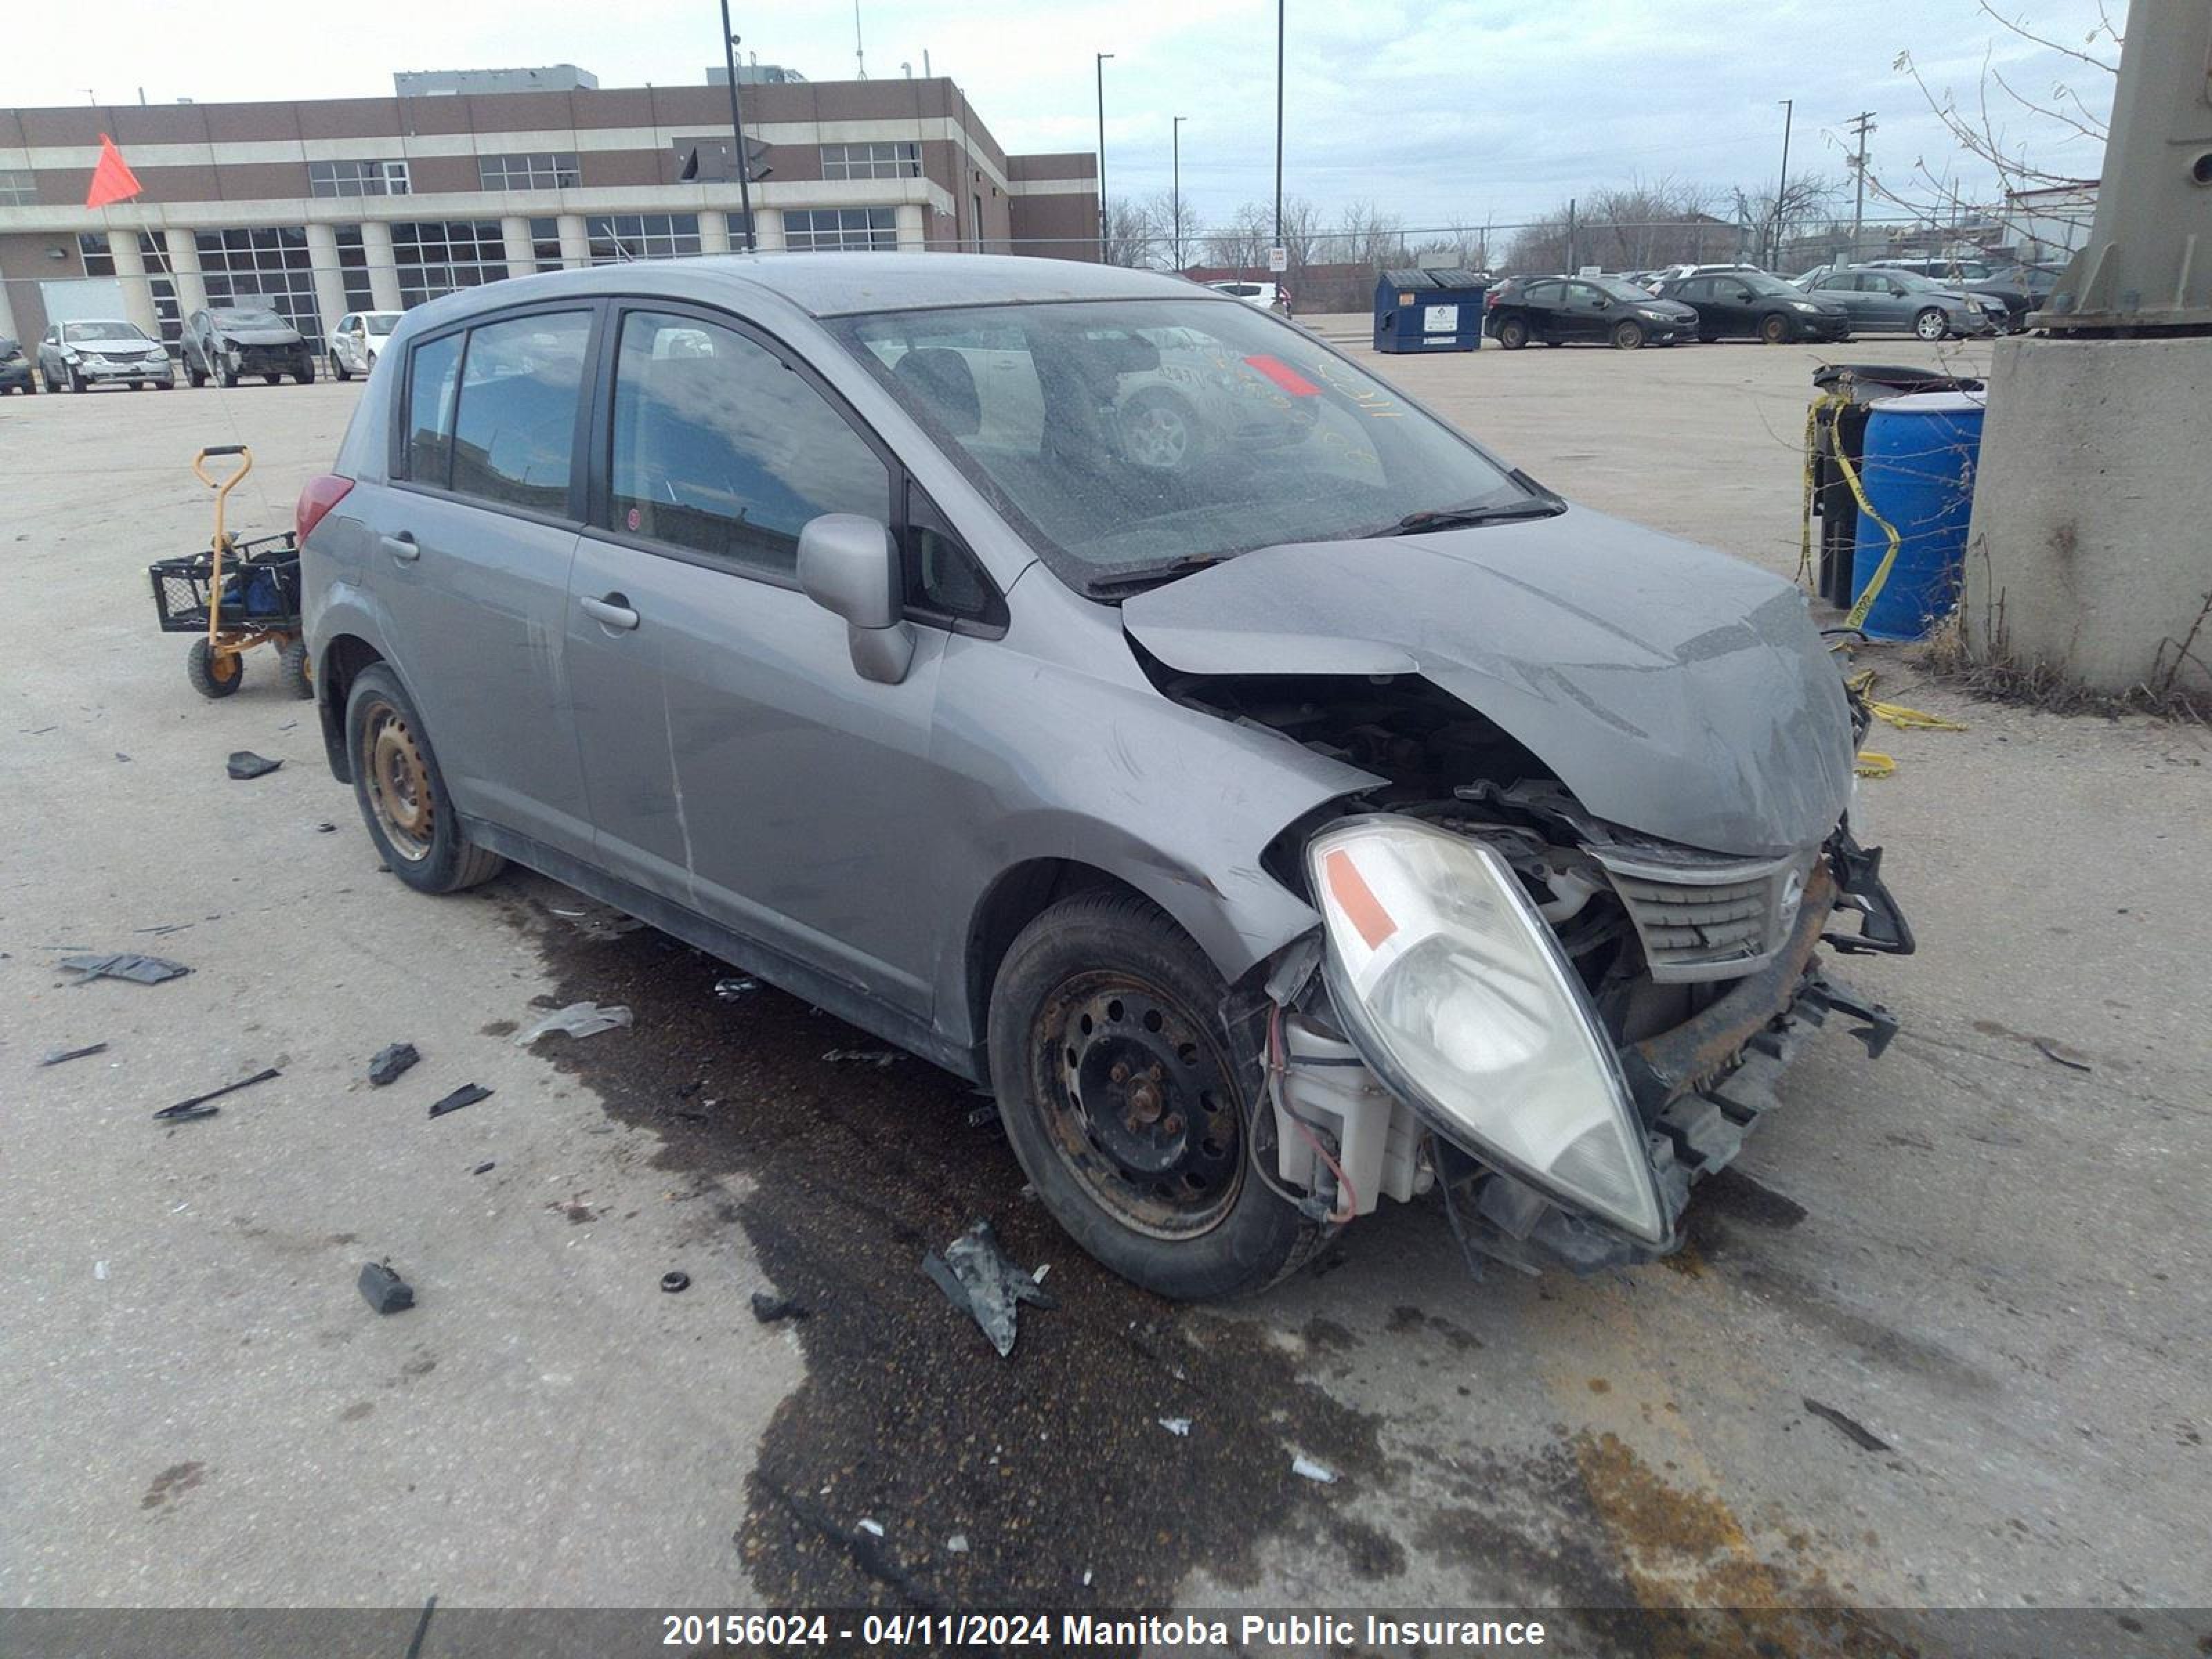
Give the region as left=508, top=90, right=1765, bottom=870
left=1281, top=841, right=1909, bottom=1276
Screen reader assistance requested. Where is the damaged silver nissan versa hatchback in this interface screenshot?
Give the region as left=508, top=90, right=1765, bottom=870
left=300, top=254, right=1913, bottom=1300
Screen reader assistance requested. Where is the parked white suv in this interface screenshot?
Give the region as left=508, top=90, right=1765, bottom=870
left=1205, top=280, right=1292, bottom=318
left=327, top=310, right=402, bottom=381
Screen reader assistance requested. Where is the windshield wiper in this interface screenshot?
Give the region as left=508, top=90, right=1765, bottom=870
left=1087, top=556, right=1222, bottom=597
left=1362, top=496, right=1564, bottom=538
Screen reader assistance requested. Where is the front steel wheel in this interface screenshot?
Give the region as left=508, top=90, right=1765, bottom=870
left=344, top=664, right=506, bottom=894
left=988, top=890, right=1324, bottom=1300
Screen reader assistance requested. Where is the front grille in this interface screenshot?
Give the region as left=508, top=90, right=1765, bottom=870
left=1589, top=845, right=1815, bottom=983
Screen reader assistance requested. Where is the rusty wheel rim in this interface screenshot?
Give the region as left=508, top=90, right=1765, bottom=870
left=1035, top=971, right=1244, bottom=1240
left=363, top=701, right=434, bottom=861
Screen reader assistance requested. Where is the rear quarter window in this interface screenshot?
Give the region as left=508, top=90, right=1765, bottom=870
left=404, top=332, right=463, bottom=485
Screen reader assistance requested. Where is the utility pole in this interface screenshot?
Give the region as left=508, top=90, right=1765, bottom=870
left=1096, top=53, right=1114, bottom=262
left=1272, top=0, right=1285, bottom=252
left=717, top=1, right=756, bottom=250
left=1172, top=115, right=1186, bottom=273
left=1566, top=198, right=1576, bottom=274
left=853, top=0, right=867, bottom=78
left=1846, top=110, right=1876, bottom=262
left=1772, top=97, right=1794, bottom=270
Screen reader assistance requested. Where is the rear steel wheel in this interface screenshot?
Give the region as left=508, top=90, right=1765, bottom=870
left=363, top=700, right=436, bottom=863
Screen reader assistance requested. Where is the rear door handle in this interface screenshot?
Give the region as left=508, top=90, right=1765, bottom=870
left=379, top=532, right=420, bottom=563
left=580, top=593, right=639, bottom=631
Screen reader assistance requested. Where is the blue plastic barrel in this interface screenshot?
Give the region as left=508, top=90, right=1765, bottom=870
left=1850, top=390, right=1987, bottom=639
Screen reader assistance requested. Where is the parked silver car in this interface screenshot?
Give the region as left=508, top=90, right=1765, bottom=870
left=36, top=318, right=175, bottom=391
left=1792, top=265, right=2000, bottom=339
left=299, top=256, right=1912, bottom=1300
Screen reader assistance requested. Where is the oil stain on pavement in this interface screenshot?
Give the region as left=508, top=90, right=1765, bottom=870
left=525, top=905, right=1403, bottom=1610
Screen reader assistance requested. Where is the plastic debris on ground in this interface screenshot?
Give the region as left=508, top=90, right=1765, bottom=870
left=471, top=1161, right=496, bottom=1176
left=515, top=1002, right=632, bottom=1044
left=226, top=751, right=283, bottom=780
left=2034, top=1038, right=2093, bottom=1073
left=751, top=1291, right=811, bottom=1324
left=857, top=1519, right=885, bottom=1538
left=367, top=1042, right=421, bottom=1087
left=661, top=1271, right=691, bottom=1293
left=427, top=1082, right=491, bottom=1118
left=94, top=1260, right=109, bottom=1280
left=1802, top=1397, right=1891, bottom=1452
left=42, top=1042, right=109, bottom=1066
left=60, top=953, right=189, bottom=986
left=946, top=1534, right=969, bottom=1554
left=921, top=1219, right=1056, bottom=1358
left=714, top=977, right=760, bottom=1000
left=823, top=1048, right=899, bottom=1067
left=154, top=1067, right=279, bottom=1122
left=358, top=1261, right=415, bottom=1314
left=1158, top=1417, right=1192, bottom=1437
left=1291, top=1454, right=1338, bottom=1484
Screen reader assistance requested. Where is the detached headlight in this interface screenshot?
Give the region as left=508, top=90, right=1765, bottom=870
left=1307, top=816, right=1666, bottom=1244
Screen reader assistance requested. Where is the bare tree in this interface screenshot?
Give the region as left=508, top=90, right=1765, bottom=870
left=1202, top=202, right=1273, bottom=276
left=1501, top=176, right=1747, bottom=274
left=1143, top=191, right=1202, bottom=272
left=1331, top=200, right=1409, bottom=270
left=1733, top=174, right=1848, bottom=269
left=1100, top=198, right=1154, bottom=268
left=1409, top=221, right=1492, bottom=273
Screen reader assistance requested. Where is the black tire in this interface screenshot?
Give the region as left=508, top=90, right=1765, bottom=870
left=68, top=366, right=86, bottom=393
left=276, top=637, right=313, bottom=700
left=1759, top=314, right=1791, bottom=344
left=187, top=360, right=207, bottom=388
left=1913, top=307, right=1949, bottom=342
left=344, top=664, right=506, bottom=894
left=330, top=353, right=350, bottom=382
left=187, top=638, right=243, bottom=699
left=1611, top=319, right=1646, bottom=350
left=1118, top=388, right=1203, bottom=474
left=294, top=358, right=314, bottom=385
left=221, top=365, right=240, bottom=388
left=261, top=373, right=281, bottom=386
left=986, top=890, right=1324, bottom=1302
left=1494, top=315, right=1530, bottom=350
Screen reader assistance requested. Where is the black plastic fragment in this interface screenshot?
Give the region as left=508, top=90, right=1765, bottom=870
left=367, top=1042, right=421, bottom=1087
left=315, top=822, right=337, bottom=833
left=427, top=1083, right=491, bottom=1118
left=359, top=1261, right=415, bottom=1314
left=751, top=1290, right=811, bottom=1324
left=155, top=1067, right=279, bottom=1121
left=59, top=953, right=189, bottom=986
left=471, top=1161, right=496, bottom=1176
left=42, top=1042, right=109, bottom=1066
left=227, top=751, right=282, bottom=780
left=661, top=1271, right=691, bottom=1294
left=1803, top=1397, right=1891, bottom=1452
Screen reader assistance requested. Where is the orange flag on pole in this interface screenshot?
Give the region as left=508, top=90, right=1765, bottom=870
left=84, top=133, right=142, bottom=208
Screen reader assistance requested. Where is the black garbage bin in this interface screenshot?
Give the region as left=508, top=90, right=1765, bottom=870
left=1809, top=363, right=1988, bottom=608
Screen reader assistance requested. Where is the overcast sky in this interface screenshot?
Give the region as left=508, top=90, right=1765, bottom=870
left=5, top=0, right=2119, bottom=230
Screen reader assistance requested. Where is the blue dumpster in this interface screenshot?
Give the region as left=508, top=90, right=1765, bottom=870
left=1850, top=390, right=1987, bottom=640
left=1374, top=268, right=1487, bottom=353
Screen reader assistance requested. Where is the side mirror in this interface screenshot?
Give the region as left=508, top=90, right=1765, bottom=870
left=798, top=513, right=914, bottom=685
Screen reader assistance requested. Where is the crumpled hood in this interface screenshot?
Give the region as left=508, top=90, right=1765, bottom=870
left=214, top=324, right=302, bottom=347
left=1121, top=507, right=1853, bottom=857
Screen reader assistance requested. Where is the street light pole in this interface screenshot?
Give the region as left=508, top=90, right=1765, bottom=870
left=718, top=0, right=756, bottom=250
left=1172, top=115, right=1185, bottom=272
left=1272, top=0, right=1284, bottom=252
left=1772, top=97, right=1794, bottom=269
left=1096, top=53, right=1114, bottom=262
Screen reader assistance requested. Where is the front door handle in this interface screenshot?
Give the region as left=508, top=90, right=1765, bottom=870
left=580, top=593, right=639, bottom=631
left=379, top=532, right=420, bottom=563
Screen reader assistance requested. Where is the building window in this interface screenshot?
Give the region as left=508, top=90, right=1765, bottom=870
left=309, top=158, right=411, bottom=198
left=194, top=225, right=328, bottom=350
left=389, top=219, right=507, bottom=306
left=783, top=207, right=899, bottom=252
left=821, top=142, right=921, bottom=181
left=335, top=226, right=373, bottom=312
left=586, top=214, right=702, bottom=264
left=478, top=152, right=581, bottom=191
left=0, top=168, right=35, bottom=206
left=529, top=216, right=564, bottom=272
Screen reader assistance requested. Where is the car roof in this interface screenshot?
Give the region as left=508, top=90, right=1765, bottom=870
left=409, top=254, right=1217, bottom=324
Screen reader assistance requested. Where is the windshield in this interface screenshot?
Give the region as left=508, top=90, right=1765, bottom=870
left=832, top=297, right=1528, bottom=590
left=1886, top=271, right=1948, bottom=293
left=1735, top=273, right=1801, bottom=297
left=366, top=314, right=398, bottom=334
left=215, top=308, right=287, bottom=328
left=1588, top=276, right=1658, bottom=303
left=64, top=321, right=149, bottom=342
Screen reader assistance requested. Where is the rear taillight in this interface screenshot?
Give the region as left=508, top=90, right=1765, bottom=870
left=296, top=474, right=353, bottom=545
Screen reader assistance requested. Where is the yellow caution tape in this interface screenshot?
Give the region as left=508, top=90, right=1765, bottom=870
left=1800, top=392, right=1904, bottom=630
left=1854, top=750, right=1897, bottom=778
left=1868, top=700, right=1968, bottom=731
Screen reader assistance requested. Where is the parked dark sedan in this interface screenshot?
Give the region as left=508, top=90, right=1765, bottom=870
left=182, top=306, right=316, bottom=386
left=1484, top=275, right=1698, bottom=349
left=1652, top=271, right=1850, bottom=343
left=0, top=335, right=33, bottom=394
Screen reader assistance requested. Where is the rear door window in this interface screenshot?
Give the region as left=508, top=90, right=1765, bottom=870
left=448, top=310, right=590, bottom=516
left=404, top=332, right=463, bottom=485
left=607, top=309, right=891, bottom=577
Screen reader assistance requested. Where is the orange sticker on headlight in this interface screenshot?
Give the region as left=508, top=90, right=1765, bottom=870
left=1323, top=848, right=1398, bottom=949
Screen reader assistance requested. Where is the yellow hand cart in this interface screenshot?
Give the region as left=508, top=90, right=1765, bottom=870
left=147, top=444, right=311, bottom=700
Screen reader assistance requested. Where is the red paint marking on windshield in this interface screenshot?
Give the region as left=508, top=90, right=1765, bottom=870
left=1242, top=355, right=1321, bottom=397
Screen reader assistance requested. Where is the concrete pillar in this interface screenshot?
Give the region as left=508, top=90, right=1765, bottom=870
left=894, top=203, right=926, bottom=252
left=697, top=210, right=731, bottom=255
left=500, top=214, right=535, bottom=281
left=303, top=222, right=348, bottom=343
left=1962, top=334, right=2212, bottom=704
left=163, top=228, right=207, bottom=317
left=358, top=219, right=402, bottom=312
left=557, top=212, right=591, bottom=270
left=751, top=208, right=785, bottom=252
left=0, top=247, right=17, bottom=341
left=106, top=229, right=161, bottom=338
